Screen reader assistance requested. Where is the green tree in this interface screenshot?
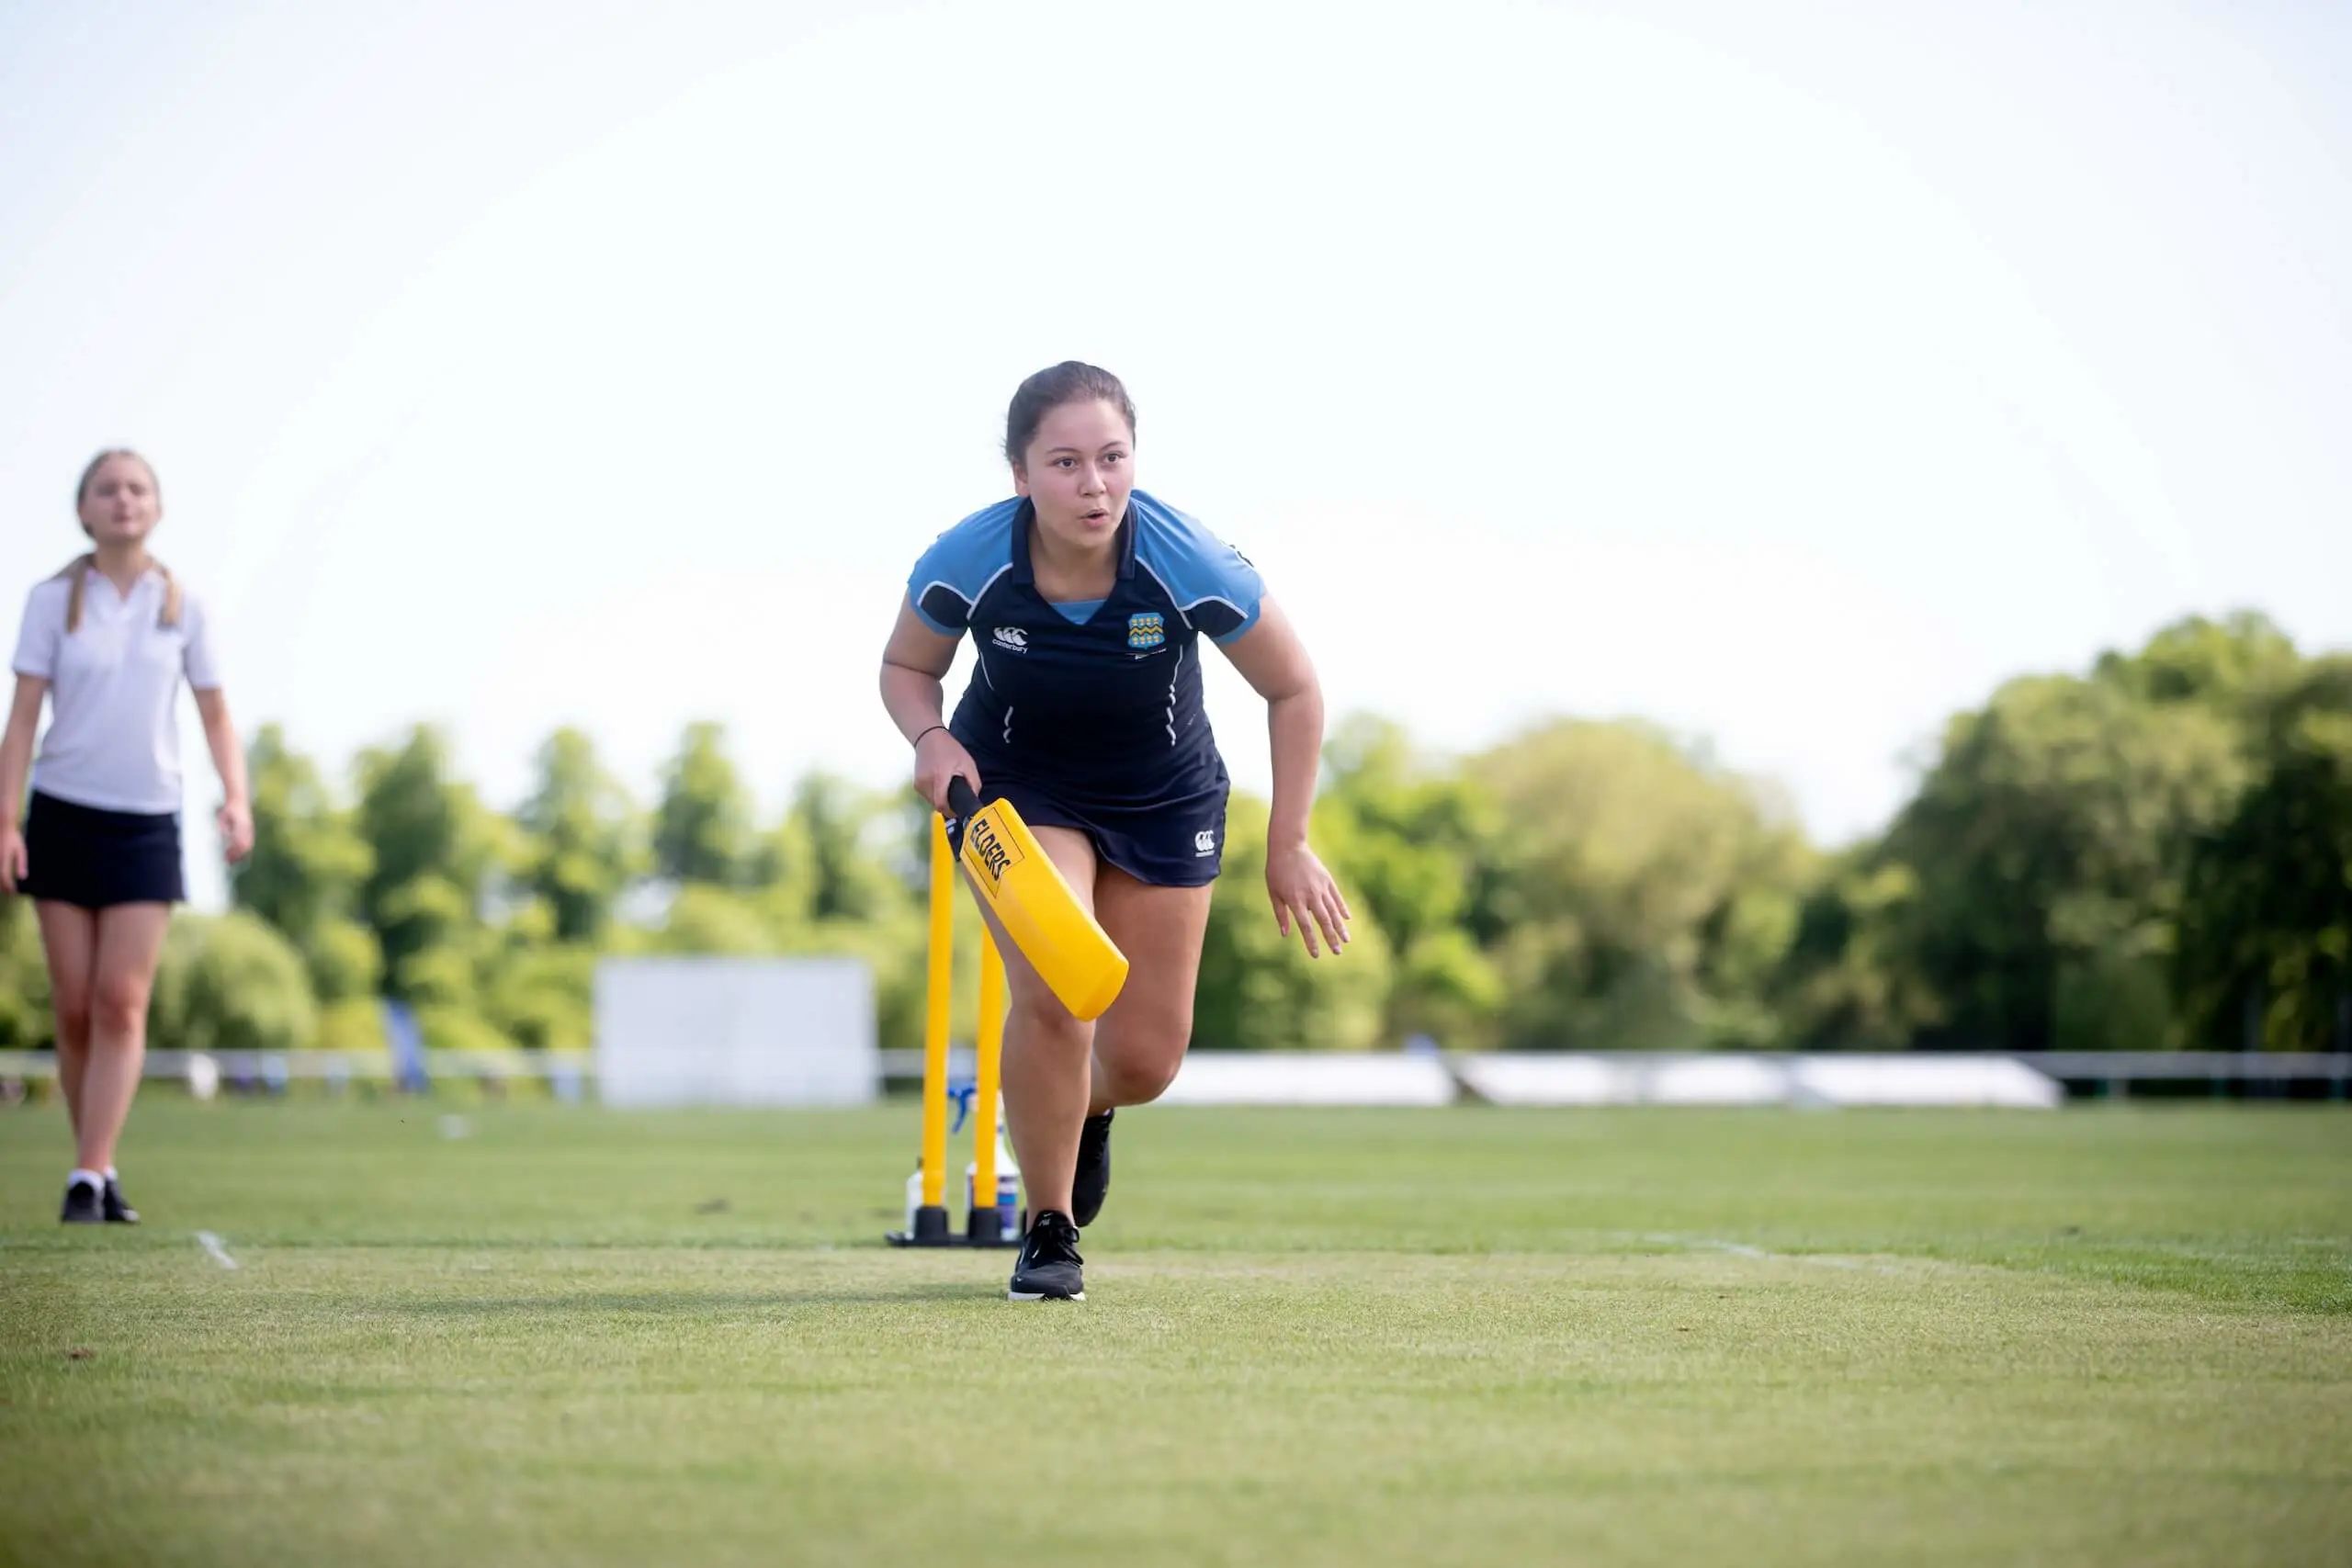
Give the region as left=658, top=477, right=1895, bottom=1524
left=653, top=722, right=757, bottom=886
left=233, top=725, right=373, bottom=945
left=752, top=777, right=931, bottom=1049
left=149, top=912, right=319, bottom=1055
left=1194, top=792, right=1395, bottom=1051
left=304, top=918, right=384, bottom=1005
left=2175, top=656, right=2352, bottom=1053
left=232, top=725, right=379, bottom=1002
left=515, top=727, right=643, bottom=942
left=0, top=895, right=51, bottom=1048
left=1884, top=673, right=2245, bottom=1051
left=1316, top=715, right=1505, bottom=1047
left=1773, top=854, right=1941, bottom=1048
left=354, top=726, right=501, bottom=1007
left=658, top=884, right=780, bottom=954
left=1470, top=718, right=1812, bottom=1050
left=2094, top=611, right=2301, bottom=712
left=762, top=773, right=919, bottom=925
left=482, top=942, right=600, bottom=1053
left=1318, top=716, right=1484, bottom=954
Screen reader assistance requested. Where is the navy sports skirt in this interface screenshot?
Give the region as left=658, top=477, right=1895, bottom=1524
left=18, top=791, right=186, bottom=908
left=946, top=761, right=1229, bottom=889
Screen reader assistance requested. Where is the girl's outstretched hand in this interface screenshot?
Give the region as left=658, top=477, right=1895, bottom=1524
left=1265, top=839, right=1351, bottom=958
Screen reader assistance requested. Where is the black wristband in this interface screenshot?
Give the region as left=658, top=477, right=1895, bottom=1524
left=911, top=724, right=949, bottom=749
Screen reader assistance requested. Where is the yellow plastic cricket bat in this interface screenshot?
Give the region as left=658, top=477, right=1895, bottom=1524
left=946, top=778, right=1129, bottom=1021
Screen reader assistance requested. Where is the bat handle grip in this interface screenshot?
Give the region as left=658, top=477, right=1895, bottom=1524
left=944, top=776, right=979, bottom=819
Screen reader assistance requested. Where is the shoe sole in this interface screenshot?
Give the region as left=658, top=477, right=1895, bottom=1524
left=1007, top=1288, right=1086, bottom=1302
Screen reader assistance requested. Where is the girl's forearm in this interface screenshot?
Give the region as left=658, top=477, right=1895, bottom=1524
left=1, top=697, right=41, bottom=823
left=1265, top=683, right=1325, bottom=848
left=198, top=694, right=248, bottom=805
left=879, top=662, right=948, bottom=746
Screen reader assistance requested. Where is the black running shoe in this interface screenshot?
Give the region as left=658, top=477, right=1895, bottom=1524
left=1072, top=1109, right=1114, bottom=1227
left=1008, top=1209, right=1085, bottom=1302
left=102, top=1178, right=139, bottom=1224
left=60, top=1179, right=102, bottom=1224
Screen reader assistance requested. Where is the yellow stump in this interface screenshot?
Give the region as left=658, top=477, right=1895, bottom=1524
left=974, top=931, right=1006, bottom=1213
left=888, top=807, right=1023, bottom=1249
left=920, top=814, right=953, bottom=1212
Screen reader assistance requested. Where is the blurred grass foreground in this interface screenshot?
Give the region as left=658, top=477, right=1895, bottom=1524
left=2, top=1100, right=2346, bottom=1567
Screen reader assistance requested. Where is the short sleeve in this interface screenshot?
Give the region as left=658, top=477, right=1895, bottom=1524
left=11, top=584, right=60, bottom=680
left=907, top=532, right=970, bottom=635
left=180, top=591, right=222, bottom=690
left=906, top=500, right=1020, bottom=636
left=1133, top=492, right=1266, bottom=644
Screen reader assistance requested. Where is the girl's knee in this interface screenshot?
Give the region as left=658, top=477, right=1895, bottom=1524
left=1098, top=1030, right=1189, bottom=1106
left=1011, top=997, right=1093, bottom=1055
left=52, top=996, right=93, bottom=1045
left=90, top=979, right=150, bottom=1039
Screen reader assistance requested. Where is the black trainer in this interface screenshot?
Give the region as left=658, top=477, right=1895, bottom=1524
left=1008, top=1209, right=1085, bottom=1302
left=1072, top=1109, right=1114, bottom=1227
left=60, top=1178, right=103, bottom=1225
left=102, top=1178, right=140, bottom=1224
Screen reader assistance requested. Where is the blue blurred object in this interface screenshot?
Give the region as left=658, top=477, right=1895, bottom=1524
left=383, top=1001, right=431, bottom=1095
left=947, top=1077, right=978, bottom=1134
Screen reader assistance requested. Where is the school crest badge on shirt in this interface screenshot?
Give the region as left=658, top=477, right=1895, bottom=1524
left=1126, top=612, right=1166, bottom=650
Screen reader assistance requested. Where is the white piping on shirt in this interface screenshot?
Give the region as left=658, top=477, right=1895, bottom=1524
left=1136, top=561, right=1193, bottom=630
left=914, top=561, right=1013, bottom=632
left=970, top=561, right=1013, bottom=608
left=1136, top=560, right=1250, bottom=634
left=1164, top=645, right=1184, bottom=747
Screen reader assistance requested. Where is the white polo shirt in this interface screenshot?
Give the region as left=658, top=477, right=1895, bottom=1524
left=11, top=568, right=222, bottom=817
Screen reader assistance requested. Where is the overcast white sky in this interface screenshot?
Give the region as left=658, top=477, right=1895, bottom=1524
left=5, top=0, right=2346, bottom=910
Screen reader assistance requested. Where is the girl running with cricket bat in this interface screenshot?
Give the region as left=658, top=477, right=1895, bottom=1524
left=880, top=363, right=1351, bottom=1301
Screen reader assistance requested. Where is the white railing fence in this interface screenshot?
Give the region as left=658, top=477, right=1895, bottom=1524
left=1, top=1047, right=2346, bottom=1106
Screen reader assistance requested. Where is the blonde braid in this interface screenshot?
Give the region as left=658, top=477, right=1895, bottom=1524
left=61, top=556, right=90, bottom=635
left=58, top=553, right=180, bottom=633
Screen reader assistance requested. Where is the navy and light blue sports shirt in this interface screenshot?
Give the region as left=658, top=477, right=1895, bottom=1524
left=905, top=490, right=1265, bottom=885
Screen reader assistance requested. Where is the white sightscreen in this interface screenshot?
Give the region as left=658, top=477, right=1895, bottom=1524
left=593, top=956, right=878, bottom=1109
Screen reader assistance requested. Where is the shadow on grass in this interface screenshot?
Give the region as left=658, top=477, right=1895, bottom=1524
left=387, top=1283, right=993, bottom=1315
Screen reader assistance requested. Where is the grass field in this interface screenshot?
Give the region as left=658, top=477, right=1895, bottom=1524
left=3, top=1098, right=2347, bottom=1567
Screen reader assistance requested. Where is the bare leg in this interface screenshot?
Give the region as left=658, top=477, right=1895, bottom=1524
left=974, top=825, right=1099, bottom=1219
left=74, top=904, right=171, bottom=1175
left=1087, top=869, right=1214, bottom=1114
left=34, top=902, right=100, bottom=1152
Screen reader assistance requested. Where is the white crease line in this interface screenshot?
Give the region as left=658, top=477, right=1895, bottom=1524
left=1645, top=1234, right=1906, bottom=1276
left=194, top=1231, right=240, bottom=1270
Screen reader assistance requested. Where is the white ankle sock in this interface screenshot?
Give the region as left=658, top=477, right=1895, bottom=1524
left=69, top=1168, right=104, bottom=1190
left=105, top=1167, right=118, bottom=1181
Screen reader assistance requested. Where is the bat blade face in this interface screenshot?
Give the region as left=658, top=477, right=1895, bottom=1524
left=959, top=800, right=1130, bottom=1021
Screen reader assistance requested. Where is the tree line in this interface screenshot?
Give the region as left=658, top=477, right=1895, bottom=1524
left=1, top=612, right=2345, bottom=1057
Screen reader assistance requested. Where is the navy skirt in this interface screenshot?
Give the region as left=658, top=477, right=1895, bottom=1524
left=946, top=762, right=1229, bottom=888
left=18, top=792, right=186, bottom=908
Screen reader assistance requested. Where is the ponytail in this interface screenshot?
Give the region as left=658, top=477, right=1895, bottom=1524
left=60, top=555, right=180, bottom=634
